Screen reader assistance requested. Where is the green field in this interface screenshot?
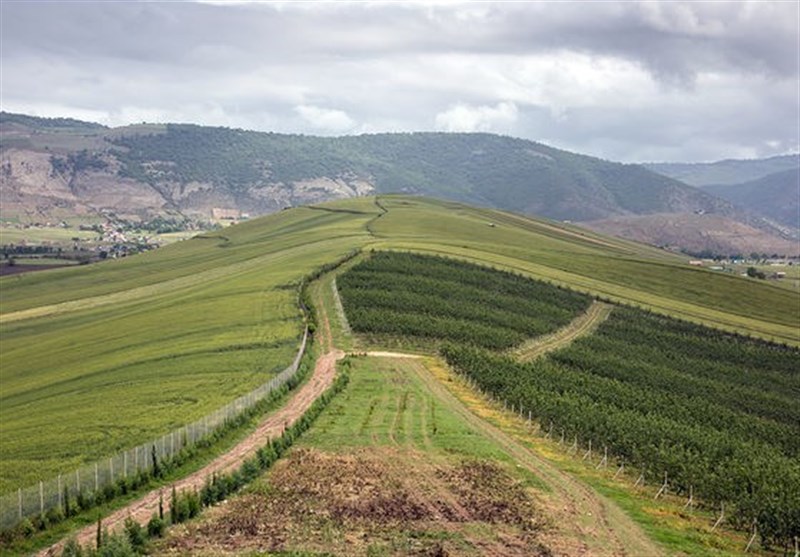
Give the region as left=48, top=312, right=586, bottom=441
left=338, top=252, right=591, bottom=350
left=0, top=206, right=371, bottom=491
left=1, top=195, right=797, bottom=496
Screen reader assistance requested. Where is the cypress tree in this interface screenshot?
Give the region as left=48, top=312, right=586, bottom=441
left=170, top=485, right=177, bottom=525
left=63, top=486, right=70, bottom=517
left=151, top=445, right=161, bottom=478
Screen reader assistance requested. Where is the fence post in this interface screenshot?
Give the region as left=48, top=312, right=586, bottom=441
left=109, top=457, right=114, bottom=484
left=582, top=440, right=592, bottom=461
left=596, top=446, right=608, bottom=469
left=124, top=452, right=127, bottom=479
left=711, top=502, right=725, bottom=531
left=39, top=481, right=43, bottom=515
left=654, top=472, right=668, bottom=500
left=613, top=462, right=624, bottom=479
left=17, top=488, right=21, bottom=520
left=76, top=469, right=80, bottom=493
left=95, top=463, right=98, bottom=492
left=744, top=521, right=758, bottom=552
left=58, top=474, right=62, bottom=508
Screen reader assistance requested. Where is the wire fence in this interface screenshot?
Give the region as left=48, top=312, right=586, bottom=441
left=0, top=328, right=308, bottom=531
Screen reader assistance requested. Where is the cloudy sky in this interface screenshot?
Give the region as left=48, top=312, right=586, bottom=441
left=1, top=1, right=798, bottom=162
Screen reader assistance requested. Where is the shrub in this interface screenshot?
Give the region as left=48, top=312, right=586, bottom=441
left=146, top=514, right=165, bottom=538
left=61, top=537, right=83, bottom=557
left=123, top=517, right=146, bottom=550
left=98, top=531, right=136, bottom=557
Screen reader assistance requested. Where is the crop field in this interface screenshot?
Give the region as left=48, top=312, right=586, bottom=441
left=368, top=197, right=800, bottom=341
left=337, top=251, right=591, bottom=350
left=1, top=194, right=797, bottom=529
left=443, top=308, right=800, bottom=550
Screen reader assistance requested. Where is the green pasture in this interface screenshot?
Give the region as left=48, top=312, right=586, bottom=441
left=1, top=195, right=797, bottom=494
left=301, top=356, right=509, bottom=464
left=0, top=207, right=373, bottom=492
left=0, top=227, right=98, bottom=245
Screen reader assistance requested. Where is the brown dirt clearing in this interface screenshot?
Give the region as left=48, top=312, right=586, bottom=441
left=159, top=447, right=553, bottom=557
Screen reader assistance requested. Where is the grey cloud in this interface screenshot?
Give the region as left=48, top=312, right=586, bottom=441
left=0, top=1, right=797, bottom=162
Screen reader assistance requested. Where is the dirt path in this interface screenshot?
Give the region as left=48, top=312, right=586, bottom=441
left=370, top=355, right=662, bottom=557
left=41, top=284, right=343, bottom=556
left=510, top=301, right=613, bottom=362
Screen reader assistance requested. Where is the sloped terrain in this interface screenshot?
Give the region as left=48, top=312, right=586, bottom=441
left=5, top=111, right=793, bottom=254
left=701, top=168, right=800, bottom=231
left=646, top=154, right=799, bottom=187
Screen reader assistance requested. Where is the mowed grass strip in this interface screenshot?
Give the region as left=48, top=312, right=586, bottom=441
left=0, top=206, right=375, bottom=493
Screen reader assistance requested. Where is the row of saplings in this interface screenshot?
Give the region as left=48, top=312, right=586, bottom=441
left=4, top=373, right=305, bottom=543
left=58, top=370, right=350, bottom=556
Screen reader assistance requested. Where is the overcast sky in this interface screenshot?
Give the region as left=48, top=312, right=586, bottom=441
left=1, top=1, right=798, bottom=162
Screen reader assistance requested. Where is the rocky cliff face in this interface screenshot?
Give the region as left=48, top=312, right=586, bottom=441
left=0, top=143, right=374, bottom=224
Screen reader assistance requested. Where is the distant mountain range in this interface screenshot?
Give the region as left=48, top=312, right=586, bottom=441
left=646, top=155, right=800, bottom=235
left=1, top=112, right=797, bottom=255
left=645, top=155, right=799, bottom=187
left=699, top=168, right=799, bottom=231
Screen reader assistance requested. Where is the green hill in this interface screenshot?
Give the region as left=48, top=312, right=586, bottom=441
left=108, top=125, right=735, bottom=222
left=6, top=111, right=795, bottom=255
left=2, top=112, right=735, bottom=223
left=1, top=195, right=797, bottom=494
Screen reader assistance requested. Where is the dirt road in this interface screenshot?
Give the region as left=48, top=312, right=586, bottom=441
left=374, top=354, right=663, bottom=557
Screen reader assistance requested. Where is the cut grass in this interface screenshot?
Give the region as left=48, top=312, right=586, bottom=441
left=0, top=359, right=317, bottom=557
left=0, top=208, right=373, bottom=492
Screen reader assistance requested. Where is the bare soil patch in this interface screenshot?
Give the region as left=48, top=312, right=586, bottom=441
left=160, top=447, right=552, bottom=556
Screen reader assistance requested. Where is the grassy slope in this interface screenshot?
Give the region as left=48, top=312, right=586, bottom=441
left=1, top=195, right=797, bottom=493
left=0, top=206, right=374, bottom=491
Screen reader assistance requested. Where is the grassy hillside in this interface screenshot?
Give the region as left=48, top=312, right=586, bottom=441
left=701, top=168, right=800, bottom=230
left=1, top=195, right=797, bottom=494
